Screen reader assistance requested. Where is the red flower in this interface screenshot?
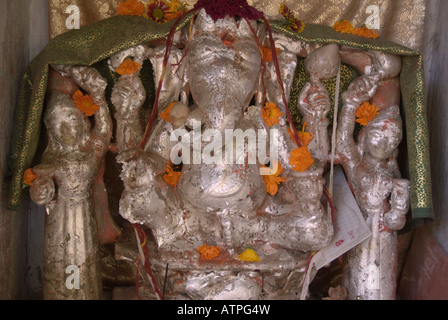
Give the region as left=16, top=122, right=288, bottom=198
left=279, top=4, right=305, bottom=33
left=144, top=0, right=170, bottom=23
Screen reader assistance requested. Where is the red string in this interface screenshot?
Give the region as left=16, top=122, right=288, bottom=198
left=262, top=16, right=303, bottom=149
left=305, top=251, right=317, bottom=274
left=323, top=185, right=336, bottom=225
left=244, top=18, right=267, bottom=106
left=132, top=224, right=163, bottom=300
left=139, top=9, right=197, bottom=150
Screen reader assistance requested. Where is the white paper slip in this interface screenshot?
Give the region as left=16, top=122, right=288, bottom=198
left=313, top=166, right=372, bottom=270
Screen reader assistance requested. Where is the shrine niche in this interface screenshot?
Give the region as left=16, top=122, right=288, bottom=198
left=8, top=0, right=433, bottom=300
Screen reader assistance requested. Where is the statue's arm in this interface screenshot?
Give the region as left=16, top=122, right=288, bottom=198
left=336, top=74, right=379, bottom=166
left=52, top=65, right=112, bottom=150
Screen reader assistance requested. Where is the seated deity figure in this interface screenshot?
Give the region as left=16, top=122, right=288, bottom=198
left=29, top=66, right=112, bottom=300
left=113, top=8, right=335, bottom=299
left=336, top=51, right=410, bottom=300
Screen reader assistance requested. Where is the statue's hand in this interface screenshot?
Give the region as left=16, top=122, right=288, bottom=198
left=342, top=74, right=379, bottom=106
left=30, top=164, right=56, bottom=206
left=384, top=179, right=410, bottom=231
left=391, top=179, right=410, bottom=213
left=297, top=83, right=314, bottom=118
left=307, top=82, right=331, bottom=115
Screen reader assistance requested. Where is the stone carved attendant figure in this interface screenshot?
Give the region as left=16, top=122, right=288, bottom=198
left=298, top=44, right=340, bottom=163
left=30, top=66, right=112, bottom=300
left=109, top=45, right=151, bottom=152
left=336, top=52, right=410, bottom=300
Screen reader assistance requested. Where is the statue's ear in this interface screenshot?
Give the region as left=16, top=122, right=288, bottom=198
left=195, top=8, right=216, bottom=33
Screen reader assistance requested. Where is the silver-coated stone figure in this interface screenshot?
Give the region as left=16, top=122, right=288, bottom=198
left=30, top=66, right=112, bottom=299
left=114, top=9, right=334, bottom=299
left=298, top=44, right=340, bottom=163
left=336, top=51, right=410, bottom=300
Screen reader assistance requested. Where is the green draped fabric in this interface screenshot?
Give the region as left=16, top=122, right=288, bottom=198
left=6, top=13, right=433, bottom=220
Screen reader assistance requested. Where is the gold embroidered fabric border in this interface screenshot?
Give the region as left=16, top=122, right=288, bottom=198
left=7, top=13, right=433, bottom=219
left=48, top=0, right=428, bottom=51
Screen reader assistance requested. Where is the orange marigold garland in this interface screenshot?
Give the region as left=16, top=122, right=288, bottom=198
left=23, top=168, right=37, bottom=187
left=289, top=147, right=315, bottom=173
left=116, top=58, right=142, bottom=76
left=72, top=90, right=100, bottom=117
left=116, top=0, right=146, bottom=16
left=352, top=25, right=379, bottom=39
left=333, top=20, right=379, bottom=39
left=355, top=102, right=380, bottom=126
left=197, top=244, right=221, bottom=260
left=261, top=102, right=283, bottom=127
left=332, top=20, right=354, bottom=34
left=262, top=161, right=286, bottom=196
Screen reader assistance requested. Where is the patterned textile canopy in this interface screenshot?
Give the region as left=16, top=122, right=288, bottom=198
left=6, top=3, right=433, bottom=220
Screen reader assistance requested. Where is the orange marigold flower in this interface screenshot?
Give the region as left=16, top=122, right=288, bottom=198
left=261, top=102, right=283, bottom=127
left=159, top=101, right=176, bottom=122
left=116, top=58, right=142, bottom=76
left=333, top=20, right=379, bottom=39
left=165, top=0, right=187, bottom=21
left=352, top=26, right=379, bottom=39
left=23, top=168, right=37, bottom=187
left=72, top=90, right=100, bottom=117
left=197, top=244, right=221, bottom=260
left=261, top=46, right=280, bottom=63
left=163, top=162, right=182, bottom=187
left=288, top=122, right=313, bottom=147
left=333, top=20, right=354, bottom=34
left=289, top=147, right=315, bottom=172
left=262, top=161, right=286, bottom=196
left=116, top=0, right=145, bottom=16
left=238, top=248, right=261, bottom=262
left=356, top=102, right=380, bottom=126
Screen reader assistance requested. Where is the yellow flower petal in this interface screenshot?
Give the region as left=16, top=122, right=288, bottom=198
left=238, top=248, right=261, bottom=262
